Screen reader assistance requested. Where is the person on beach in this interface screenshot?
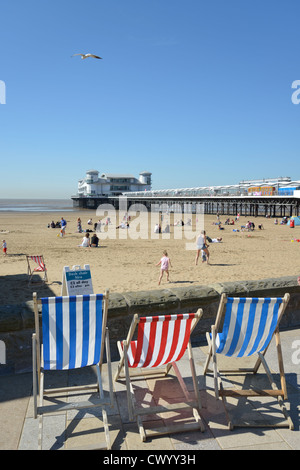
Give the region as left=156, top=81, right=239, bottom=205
left=77, top=217, right=82, bottom=232
left=195, top=230, right=209, bottom=265
left=207, top=237, right=222, bottom=243
left=60, top=217, right=67, bottom=236
left=91, top=233, right=99, bottom=247
left=2, top=240, right=7, bottom=256
left=94, top=220, right=102, bottom=232
left=156, top=250, right=172, bottom=285
left=78, top=233, right=91, bottom=247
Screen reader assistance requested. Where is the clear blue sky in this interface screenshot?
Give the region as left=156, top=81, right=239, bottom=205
left=1, top=0, right=299, bottom=199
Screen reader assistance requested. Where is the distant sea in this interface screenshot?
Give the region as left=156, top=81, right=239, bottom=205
left=0, top=198, right=75, bottom=212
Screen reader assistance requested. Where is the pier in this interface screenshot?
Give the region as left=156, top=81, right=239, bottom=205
left=72, top=194, right=300, bottom=218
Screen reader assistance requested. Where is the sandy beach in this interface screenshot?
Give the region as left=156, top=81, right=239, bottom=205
left=0, top=209, right=299, bottom=305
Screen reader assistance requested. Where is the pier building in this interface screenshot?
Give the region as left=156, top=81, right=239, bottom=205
left=71, top=175, right=300, bottom=217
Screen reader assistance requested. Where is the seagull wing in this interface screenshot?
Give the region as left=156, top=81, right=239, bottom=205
left=71, top=53, right=103, bottom=59
left=85, top=53, right=103, bottom=59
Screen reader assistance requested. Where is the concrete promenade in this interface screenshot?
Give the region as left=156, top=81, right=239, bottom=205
left=0, top=328, right=299, bottom=451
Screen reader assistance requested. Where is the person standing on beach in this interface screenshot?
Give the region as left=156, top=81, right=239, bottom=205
left=77, top=217, right=82, bottom=233
left=60, top=217, right=67, bottom=237
left=2, top=240, right=7, bottom=256
left=156, top=250, right=172, bottom=285
left=195, top=230, right=209, bottom=265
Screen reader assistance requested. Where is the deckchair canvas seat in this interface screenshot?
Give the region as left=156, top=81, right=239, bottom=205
left=204, top=293, right=294, bottom=430
left=26, top=255, right=47, bottom=285
left=32, top=291, right=113, bottom=450
left=114, top=311, right=205, bottom=441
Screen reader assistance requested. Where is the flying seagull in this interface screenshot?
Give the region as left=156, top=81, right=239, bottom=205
left=72, top=53, right=102, bottom=59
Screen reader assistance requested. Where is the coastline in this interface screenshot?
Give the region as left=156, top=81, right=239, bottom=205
left=0, top=198, right=74, bottom=213
left=0, top=209, right=299, bottom=305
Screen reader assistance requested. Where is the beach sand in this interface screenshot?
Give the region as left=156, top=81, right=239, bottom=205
left=0, top=210, right=299, bottom=305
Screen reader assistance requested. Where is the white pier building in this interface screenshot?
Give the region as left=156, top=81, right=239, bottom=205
left=76, top=170, right=152, bottom=198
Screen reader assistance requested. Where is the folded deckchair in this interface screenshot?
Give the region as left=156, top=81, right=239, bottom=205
left=114, top=311, right=205, bottom=441
left=204, top=293, right=293, bottom=430
left=26, top=255, right=47, bottom=285
left=32, top=291, right=114, bottom=450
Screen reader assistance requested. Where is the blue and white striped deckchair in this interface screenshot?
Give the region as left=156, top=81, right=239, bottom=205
left=214, top=297, right=286, bottom=358
left=32, top=291, right=113, bottom=449
left=203, top=293, right=293, bottom=430
left=41, top=295, right=105, bottom=371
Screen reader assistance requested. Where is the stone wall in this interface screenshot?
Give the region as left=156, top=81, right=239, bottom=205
left=0, top=276, right=300, bottom=375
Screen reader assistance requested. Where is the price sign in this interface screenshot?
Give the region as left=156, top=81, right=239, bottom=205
left=62, top=265, right=94, bottom=296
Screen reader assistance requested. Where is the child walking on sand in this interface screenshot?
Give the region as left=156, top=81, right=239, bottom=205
left=195, top=230, right=209, bottom=265
left=2, top=240, right=7, bottom=256
left=156, top=250, right=172, bottom=285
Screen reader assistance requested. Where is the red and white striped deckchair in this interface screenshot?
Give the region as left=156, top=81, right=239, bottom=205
left=26, top=255, right=48, bottom=285
left=114, top=311, right=205, bottom=441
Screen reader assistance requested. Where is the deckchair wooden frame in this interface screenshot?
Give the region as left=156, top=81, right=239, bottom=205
left=32, top=290, right=114, bottom=450
left=26, top=255, right=48, bottom=286
left=114, top=309, right=205, bottom=441
left=203, top=293, right=294, bottom=430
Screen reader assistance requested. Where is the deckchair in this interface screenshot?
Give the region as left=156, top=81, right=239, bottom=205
left=204, top=293, right=293, bottom=430
left=114, top=311, right=205, bottom=441
left=32, top=291, right=114, bottom=450
left=26, top=255, right=47, bottom=285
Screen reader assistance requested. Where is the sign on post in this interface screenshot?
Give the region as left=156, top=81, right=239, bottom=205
left=0, top=340, right=6, bottom=365
left=62, top=265, right=94, bottom=296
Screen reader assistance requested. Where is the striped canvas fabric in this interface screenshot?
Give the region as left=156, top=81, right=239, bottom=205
left=41, top=294, right=103, bottom=370
left=126, top=313, right=196, bottom=369
left=215, top=297, right=283, bottom=357
left=31, top=256, right=46, bottom=271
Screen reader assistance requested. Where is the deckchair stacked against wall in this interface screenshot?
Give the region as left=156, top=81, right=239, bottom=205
left=32, top=290, right=114, bottom=450
left=204, top=293, right=293, bottom=430
left=26, top=255, right=48, bottom=285
left=114, top=310, right=205, bottom=441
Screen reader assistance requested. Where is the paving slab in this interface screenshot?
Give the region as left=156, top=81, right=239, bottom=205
left=0, top=329, right=299, bottom=451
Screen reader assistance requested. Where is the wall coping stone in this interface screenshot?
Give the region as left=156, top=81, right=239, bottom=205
left=1, top=275, right=300, bottom=374
left=0, top=275, right=299, bottom=333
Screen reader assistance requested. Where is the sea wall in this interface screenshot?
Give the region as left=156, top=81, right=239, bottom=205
left=0, top=275, right=300, bottom=375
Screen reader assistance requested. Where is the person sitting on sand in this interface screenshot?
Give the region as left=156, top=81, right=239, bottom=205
left=91, top=233, right=99, bottom=247
left=78, top=233, right=90, bottom=247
